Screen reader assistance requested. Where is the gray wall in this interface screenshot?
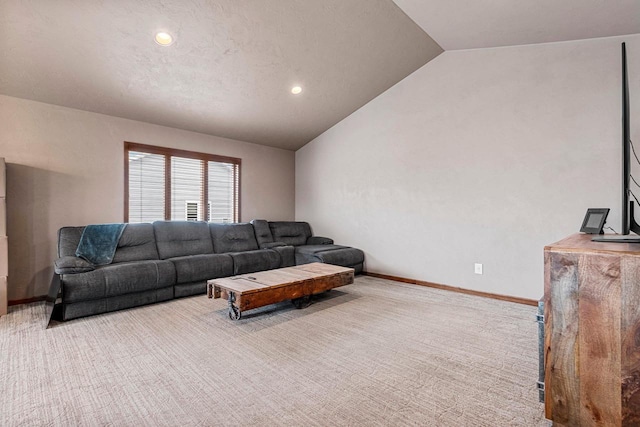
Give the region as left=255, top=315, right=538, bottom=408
left=0, top=95, right=295, bottom=301
left=296, top=35, right=640, bottom=300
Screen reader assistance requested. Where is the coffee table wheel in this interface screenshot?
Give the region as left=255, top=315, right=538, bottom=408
left=228, top=305, right=242, bottom=321
left=292, top=295, right=312, bottom=309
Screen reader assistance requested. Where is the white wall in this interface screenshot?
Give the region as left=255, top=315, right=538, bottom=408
left=0, top=95, right=295, bottom=301
left=296, top=35, right=640, bottom=300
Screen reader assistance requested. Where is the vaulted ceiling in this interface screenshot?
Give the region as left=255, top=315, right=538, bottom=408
left=393, top=0, right=640, bottom=50
left=1, top=1, right=638, bottom=151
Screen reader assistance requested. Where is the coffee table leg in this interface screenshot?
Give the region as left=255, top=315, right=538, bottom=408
left=291, top=295, right=312, bottom=309
left=228, top=291, right=241, bottom=320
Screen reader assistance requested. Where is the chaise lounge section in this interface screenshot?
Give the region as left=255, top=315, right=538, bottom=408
left=251, top=220, right=364, bottom=274
left=54, top=220, right=363, bottom=320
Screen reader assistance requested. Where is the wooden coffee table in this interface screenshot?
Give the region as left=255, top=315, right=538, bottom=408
left=207, top=263, right=354, bottom=320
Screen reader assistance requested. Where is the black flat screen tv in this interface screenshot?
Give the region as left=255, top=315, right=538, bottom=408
left=592, top=43, right=640, bottom=243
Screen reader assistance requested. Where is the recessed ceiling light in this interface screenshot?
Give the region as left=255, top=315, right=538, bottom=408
left=155, top=32, right=174, bottom=46
left=291, top=86, right=302, bottom=95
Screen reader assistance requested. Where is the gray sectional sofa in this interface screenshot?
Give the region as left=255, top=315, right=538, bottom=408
left=54, top=220, right=364, bottom=320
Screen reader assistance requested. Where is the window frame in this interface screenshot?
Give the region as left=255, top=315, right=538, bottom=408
left=124, top=141, right=241, bottom=223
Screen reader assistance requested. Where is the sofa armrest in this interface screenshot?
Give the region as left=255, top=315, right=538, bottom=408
left=306, top=236, right=334, bottom=245
left=259, top=241, right=288, bottom=249
left=54, top=256, right=95, bottom=275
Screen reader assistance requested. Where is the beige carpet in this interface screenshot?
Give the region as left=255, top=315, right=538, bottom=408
left=0, top=276, right=548, bottom=426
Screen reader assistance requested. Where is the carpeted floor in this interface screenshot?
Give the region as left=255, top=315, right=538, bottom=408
left=0, top=276, right=548, bottom=426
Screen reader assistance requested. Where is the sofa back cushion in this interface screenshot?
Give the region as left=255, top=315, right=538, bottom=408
left=153, top=221, right=214, bottom=259
left=250, top=219, right=274, bottom=246
left=58, top=226, right=84, bottom=257
left=210, top=223, right=259, bottom=253
left=58, top=224, right=160, bottom=263
left=268, top=221, right=312, bottom=247
left=112, top=223, right=160, bottom=262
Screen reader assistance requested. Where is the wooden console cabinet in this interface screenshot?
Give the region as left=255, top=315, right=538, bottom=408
left=544, top=234, right=640, bottom=426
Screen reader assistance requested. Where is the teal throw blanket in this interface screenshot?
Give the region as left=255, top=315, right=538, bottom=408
left=75, top=223, right=126, bottom=265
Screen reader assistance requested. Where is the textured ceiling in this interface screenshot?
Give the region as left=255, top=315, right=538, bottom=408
left=0, top=0, right=442, bottom=151
left=3, top=1, right=638, bottom=151
left=393, top=0, right=640, bottom=50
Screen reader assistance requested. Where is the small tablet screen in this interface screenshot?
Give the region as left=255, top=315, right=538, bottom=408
left=580, top=208, right=610, bottom=234
left=586, top=213, right=604, bottom=229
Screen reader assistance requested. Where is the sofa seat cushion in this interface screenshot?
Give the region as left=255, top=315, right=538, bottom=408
left=63, top=260, right=176, bottom=303
left=229, top=250, right=281, bottom=275
left=295, top=245, right=364, bottom=267
left=258, top=241, right=286, bottom=249
left=170, top=253, right=233, bottom=284
left=272, top=245, right=295, bottom=268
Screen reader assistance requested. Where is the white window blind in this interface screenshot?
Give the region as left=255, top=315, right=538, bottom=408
left=171, top=157, right=203, bottom=221
left=128, top=151, right=165, bottom=223
left=208, top=161, right=238, bottom=223
left=125, top=142, right=241, bottom=223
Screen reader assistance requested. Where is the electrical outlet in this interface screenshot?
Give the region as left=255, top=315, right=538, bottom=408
left=474, top=263, right=483, bottom=275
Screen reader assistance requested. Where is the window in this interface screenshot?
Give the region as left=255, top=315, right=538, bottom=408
left=125, top=142, right=240, bottom=223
